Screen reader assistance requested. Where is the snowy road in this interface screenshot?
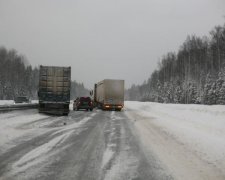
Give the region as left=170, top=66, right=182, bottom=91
left=0, top=108, right=167, bottom=180
left=0, top=102, right=225, bottom=180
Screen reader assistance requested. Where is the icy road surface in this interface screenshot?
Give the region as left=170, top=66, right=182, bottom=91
left=0, top=108, right=166, bottom=180
left=0, top=101, right=225, bottom=180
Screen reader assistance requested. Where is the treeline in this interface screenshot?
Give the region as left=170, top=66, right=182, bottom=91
left=70, top=81, right=89, bottom=99
left=126, top=23, right=225, bottom=105
left=0, top=46, right=89, bottom=100
left=0, top=47, right=39, bottom=99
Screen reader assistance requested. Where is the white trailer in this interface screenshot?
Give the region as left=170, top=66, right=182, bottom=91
left=94, top=79, right=124, bottom=111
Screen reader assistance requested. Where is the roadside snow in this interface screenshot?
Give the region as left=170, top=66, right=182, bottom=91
left=0, top=111, right=50, bottom=151
left=125, top=101, right=225, bottom=180
left=1, top=109, right=98, bottom=179
left=0, top=100, right=38, bottom=105
left=11, top=112, right=97, bottom=172
left=0, top=100, right=14, bottom=105
left=0, top=110, right=97, bottom=153
left=12, top=132, right=72, bottom=174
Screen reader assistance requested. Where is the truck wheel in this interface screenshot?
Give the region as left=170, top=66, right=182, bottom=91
left=63, top=113, right=68, bottom=116
left=90, top=108, right=93, bottom=111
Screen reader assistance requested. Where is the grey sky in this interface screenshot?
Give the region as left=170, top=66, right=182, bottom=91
left=0, top=0, right=225, bottom=89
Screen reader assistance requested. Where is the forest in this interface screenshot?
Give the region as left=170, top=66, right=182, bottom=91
left=0, top=47, right=88, bottom=100
left=126, top=23, right=225, bottom=104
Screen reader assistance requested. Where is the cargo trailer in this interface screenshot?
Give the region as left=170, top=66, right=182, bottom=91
left=94, top=79, right=124, bottom=111
left=38, top=65, right=71, bottom=115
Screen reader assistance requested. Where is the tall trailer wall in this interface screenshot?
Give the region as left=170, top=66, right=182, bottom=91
left=95, top=79, right=124, bottom=110
left=38, top=65, right=71, bottom=115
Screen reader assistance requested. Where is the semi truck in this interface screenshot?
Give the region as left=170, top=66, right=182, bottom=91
left=38, top=65, right=71, bottom=115
left=94, top=79, right=124, bottom=111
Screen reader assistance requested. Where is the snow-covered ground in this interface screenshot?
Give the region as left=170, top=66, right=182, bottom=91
left=0, top=111, right=52, bottom=152
left=1, top=102, right=225, bottom=179
left=0, top=100, right=15, bottom=105
left=125, top=101, right=225, bottom=180
left=0, top=100, right=38, bottom=105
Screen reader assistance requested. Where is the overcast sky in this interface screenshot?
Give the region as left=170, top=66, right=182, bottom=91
left=0, top=0, right=225, bottom=89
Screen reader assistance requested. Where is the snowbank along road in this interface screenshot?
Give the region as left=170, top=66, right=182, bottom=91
left=0, top=101, right=225, bottom=180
